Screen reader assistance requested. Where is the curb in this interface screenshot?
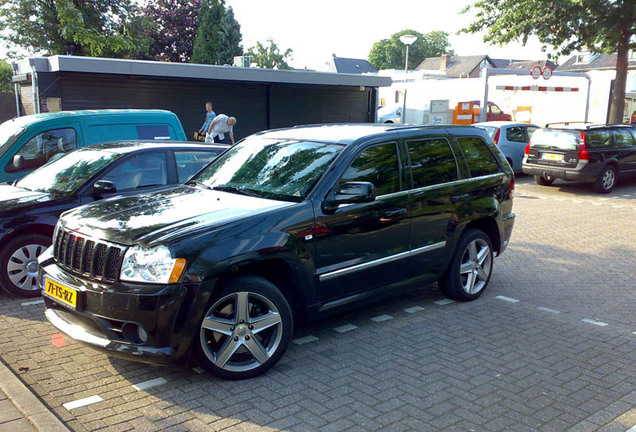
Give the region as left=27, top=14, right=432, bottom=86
left=0, top=358, right=70, bottom=432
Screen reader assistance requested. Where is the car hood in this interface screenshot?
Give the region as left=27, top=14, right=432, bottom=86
left=0, top=184, right=53, bottom=213
left=60, top=185, right=295, bottom=246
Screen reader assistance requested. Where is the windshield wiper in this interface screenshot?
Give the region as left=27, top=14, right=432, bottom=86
left=212, top=185, right=264, bottom=198
left=185, top=179, right=213, bottom=190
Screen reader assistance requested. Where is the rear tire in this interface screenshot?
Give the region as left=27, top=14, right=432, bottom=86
left=0, top=234, right=51, bottom=298
left=593, top=165, right=617, bottom=194
left=194, top=275, right=293, bottom=380
left=534, top=175, right=555, bottom=186
left=438, top=229, right=494, bottom=302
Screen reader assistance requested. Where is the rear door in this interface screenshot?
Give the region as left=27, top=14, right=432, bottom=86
left=612, top=128, right=636, bottom=173
left=403, top=131, right=463, bottom=275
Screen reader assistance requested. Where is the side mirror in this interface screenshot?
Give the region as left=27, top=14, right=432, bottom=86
left=12, top=155, right=24, bottom=170
left=92, top=180, right=117, bottom=198
left=324, top=181, right=375, bottom=211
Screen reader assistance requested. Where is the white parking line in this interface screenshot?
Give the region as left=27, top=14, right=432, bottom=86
left=434, top=299, right=455, bottom=306
left=63, top=395, right=103, bottom=410
left=496, top=296, right=519, bottom=303
left=370, top=314, right=393, bottom=322
left=192, top=367, right=205, bottom=374
left=333, top=324, right=357, bottom=333
left=537, top=306, right=560, bottom=314
left=21, top=299, right=44, bottom=306
left=293, top=335, right=319, bottom=345
left=404, top=306, right=425, bottom=313
left=132, top=377, right=167, bottom=391
left=581, top=318, right=608, bottom=327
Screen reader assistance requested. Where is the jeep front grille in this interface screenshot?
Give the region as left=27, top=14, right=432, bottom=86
left=53, top=228, right=126, bottom=282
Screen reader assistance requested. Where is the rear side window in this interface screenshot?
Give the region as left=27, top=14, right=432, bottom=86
left=612, top=129, right=635, bottom=147
left=175, top=150, right=220, bottom=182
left=456, top=137, right=501, bottom=177
left=340, top=143, right=401, bottom=196
left=87, top=124, right=173, bottom=142
left=506, top=127, right=525, bottom=143
left=407, top=138, right=458, bottom=188
left=586, top=130, right=612, bottom=149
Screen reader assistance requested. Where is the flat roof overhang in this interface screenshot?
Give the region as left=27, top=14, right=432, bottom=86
left=14, top=55, right=393, bottom=88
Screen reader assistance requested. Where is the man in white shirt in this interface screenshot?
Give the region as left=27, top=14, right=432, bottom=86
left=206, top=114, right=237, bottom=145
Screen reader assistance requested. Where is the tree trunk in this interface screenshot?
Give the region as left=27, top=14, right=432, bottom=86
left=608, top=2, right=633, bottom=124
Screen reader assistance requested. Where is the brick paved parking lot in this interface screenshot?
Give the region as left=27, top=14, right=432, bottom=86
left=0, top=175, right=635, bottom=432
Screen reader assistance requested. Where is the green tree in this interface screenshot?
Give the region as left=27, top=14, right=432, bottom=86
left=368, top=29, right=453, bottom=70
left=217, top=6, right=243, bottom=65
left=246, top=38, right=293, bottom=69
left=0, top=0, right=144, bottom=58
left=1, top=60, right=13, bottom=93
left=144, top=0, right=200, bottom=62
left=191, top=0, right=225, bottom=64
left=463, top=0, right=636, bottom=123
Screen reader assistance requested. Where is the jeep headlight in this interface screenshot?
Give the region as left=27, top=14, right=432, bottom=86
left=120, top=245, right=186, bottom=284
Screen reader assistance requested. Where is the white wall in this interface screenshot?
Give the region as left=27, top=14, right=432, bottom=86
left=380, top=71, right=616, bottom=126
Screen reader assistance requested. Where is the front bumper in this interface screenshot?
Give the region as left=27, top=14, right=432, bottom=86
left=39, top=251, right=199, bottom=366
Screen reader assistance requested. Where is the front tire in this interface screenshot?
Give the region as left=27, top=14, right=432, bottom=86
left=438, top=229, right=494, bottom=301
left=194, top=275, right=293, bottom=380
left=593, top=165, right=617, bottom=194
left=0, top=234, right=51, bottom=298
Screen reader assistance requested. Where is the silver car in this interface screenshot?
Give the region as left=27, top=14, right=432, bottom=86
left=475, top=121, right=539, bottom=172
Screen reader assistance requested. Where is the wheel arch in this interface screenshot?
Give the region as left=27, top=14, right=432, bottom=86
left=0, top=224, right=55, bottom=249
left=461, top=217, right=501, bottom=255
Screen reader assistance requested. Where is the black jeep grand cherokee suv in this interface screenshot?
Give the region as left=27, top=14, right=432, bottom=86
left=39, top=124, right=515, bottom=379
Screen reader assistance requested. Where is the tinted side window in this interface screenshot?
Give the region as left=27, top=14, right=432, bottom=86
left=175, top=150, right=220, bottom=182
left=506, top=127, right=525, bottom=143
left=456, top=137, right=501, bottom=177
left=101, top=152, right=168, bottom=191
left=407, top=138, right=458, bottom=188
left=340, top=143, right=400, bottom=196
left=8, top=128, right=77, bottom=173
left=612, top=129, right=635, bottom=148
left=586, top=130, right=612, bottom=149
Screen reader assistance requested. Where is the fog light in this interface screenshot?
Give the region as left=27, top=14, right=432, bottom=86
left=122, top=322, right=148, bottom=345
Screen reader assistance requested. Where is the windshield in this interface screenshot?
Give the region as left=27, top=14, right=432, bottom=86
left=0, top=121, right=26, bottom=156
left=530, top=129, right=580, bottom=151
left=16, top=149, right=121, bottom=195
left=195, top=136, right=344, bottom=201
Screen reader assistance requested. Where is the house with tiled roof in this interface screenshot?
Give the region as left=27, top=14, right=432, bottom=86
left=327, top=56, right=378, bottom=74
left=415, top=55, right=495, bottom=78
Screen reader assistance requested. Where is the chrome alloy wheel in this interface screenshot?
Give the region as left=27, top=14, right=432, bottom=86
left=200, top=291, right=284, bottom=373
left=7, top=243, right=46, bottom=292
left=459, top=238, right=492, bottom=295
left=601, top=169, right=616, bottom=191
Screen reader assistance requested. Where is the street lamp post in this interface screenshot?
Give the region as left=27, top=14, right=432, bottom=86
left=399, top=34, right=417, bottom=124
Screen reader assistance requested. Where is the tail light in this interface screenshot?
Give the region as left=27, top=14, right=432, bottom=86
left=525, top=143, right=530, bottom=155
left=493, top=128, right=501, bottom=144
left=579, top=131, right=589, bottom=161
left=509, top=176, right=515, bottom=199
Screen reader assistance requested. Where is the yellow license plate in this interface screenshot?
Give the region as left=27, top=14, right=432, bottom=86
left=542, top=152, right=563, bottom=161
left=43, top=278, right=77, bottom=309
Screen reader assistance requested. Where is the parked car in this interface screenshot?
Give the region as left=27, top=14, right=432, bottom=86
left=0, top=109, right=188, bottom=183
left=522, top=123, right=636, bottom=193
left=0, top=141, right=227, bottom=298
left=475, top=121, right=539, bottom=171
left=39, top=124, right=515, bottom=379
left=470, top=101, right=512, bottom=122
left=377, top=105, right=402, bottom=123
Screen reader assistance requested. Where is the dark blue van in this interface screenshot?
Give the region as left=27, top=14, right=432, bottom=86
left=0, top=109, right=187, bottom=183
